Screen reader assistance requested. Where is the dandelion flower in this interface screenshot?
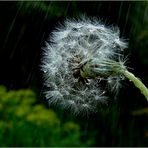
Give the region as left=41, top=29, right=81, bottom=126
left=41, top=17, right=148, bottom=115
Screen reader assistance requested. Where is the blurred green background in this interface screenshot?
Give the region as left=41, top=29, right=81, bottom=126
left=0, top=1, right=148, bottom=147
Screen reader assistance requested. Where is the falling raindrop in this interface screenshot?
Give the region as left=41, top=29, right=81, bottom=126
left=3, top=2, right=23, bottom=49
left=122, top=4, right=131, bottom=35
left=117, top=1, right=123, bottom=24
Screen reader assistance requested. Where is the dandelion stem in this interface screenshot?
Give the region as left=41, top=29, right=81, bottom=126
left=123, top=70, right=148, bottom=101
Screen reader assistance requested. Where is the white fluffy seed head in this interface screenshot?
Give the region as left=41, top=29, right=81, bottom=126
left=41, top=17, right=128, bottom=116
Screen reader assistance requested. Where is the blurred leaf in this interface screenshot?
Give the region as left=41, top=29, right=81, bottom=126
left=131, top=107, right=148, bottom=116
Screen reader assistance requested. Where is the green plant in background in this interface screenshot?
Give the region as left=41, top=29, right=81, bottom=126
left=129, top=2, right=148, bottom=65
left=0, top=85, right=94, bottom=147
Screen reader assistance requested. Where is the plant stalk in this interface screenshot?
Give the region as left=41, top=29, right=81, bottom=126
left=123, top=70, right=148, bottom=101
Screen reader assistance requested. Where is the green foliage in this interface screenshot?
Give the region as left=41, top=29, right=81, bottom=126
left=0, top=86, right=94, bottom=147
left=129, top=2, right=148, bottom=65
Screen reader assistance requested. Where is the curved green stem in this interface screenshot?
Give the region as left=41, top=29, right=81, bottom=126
left=123, top=70, right=148, bottom=101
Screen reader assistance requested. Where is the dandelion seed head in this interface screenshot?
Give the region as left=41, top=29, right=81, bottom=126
left=41, top=17, right=128, bottom=115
